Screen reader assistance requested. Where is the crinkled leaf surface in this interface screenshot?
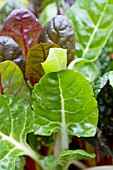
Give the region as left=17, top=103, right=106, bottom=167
left=26, top=43, right=59, bottom=83
left=39, top=2, right=57, bottom=27
left=32, top=69, right=98, bottom=137
left=42, top=48, right=67, bottom=74
left=0, top=0, right=25, bottom=30
left=0, top=36, right=25, bottom=73
left=68, top=58, right=99, bottom=83
left=0, top=61, right=30, bottom=101
left=51, top=150, right=95, bottom=170
left=0, top=94, right=40, bottom=170
left=38, top=15, right=75, bottom=64
left=93, top=71, right=113, bottom=97
left=1, top=8, right=42, bottom=56
left=65, top=0, right=113, bottom=60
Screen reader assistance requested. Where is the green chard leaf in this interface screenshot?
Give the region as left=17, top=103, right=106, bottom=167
left=42, top=48, right=67, bottom=74
left=0, top=94, right=45, bottom=170
left=93, top=71, right=113, bottom=97
left=26, top=43, right=59, bottom=84
left=38, top=15, right=75, bottom=64
left=68, top=58, right=99, bottom=83
left=65, top=0, right=113, bottom=60
left=0, top=61, right=30, bottom=101
left=1, top=8, right=42, bottom=56
left=32, top=69, right=98, bottom=142
left=51, top=150, right=95, bottom=170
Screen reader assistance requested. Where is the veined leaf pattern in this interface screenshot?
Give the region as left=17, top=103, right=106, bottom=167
left=65, top=0, right=113, bottom=60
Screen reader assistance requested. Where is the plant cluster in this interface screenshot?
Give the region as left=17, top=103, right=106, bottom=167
left=0, top=0, right=113, bottom=169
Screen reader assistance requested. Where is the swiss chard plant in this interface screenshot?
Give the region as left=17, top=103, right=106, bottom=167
left=0, top=0, right=113, bottom=169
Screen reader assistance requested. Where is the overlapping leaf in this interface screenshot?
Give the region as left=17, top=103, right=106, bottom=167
left=0, top=94, right=45, bottom=170
left=68, top=58, right=99, bottom=83
left=0, top=61, right=30, bottom=101
left=26, top=43, right=59, bottom=84
left=1, top=8, right=42, bottom=56
left=32, top=69, right=98, bottom=137
left=0, top=36, right=25, bottom=73
left=38, top=15, right=75, bottom=64
left=65, top=0, right=113, bottom=60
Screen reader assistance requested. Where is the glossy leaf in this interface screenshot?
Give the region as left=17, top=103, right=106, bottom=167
left=0, top=0, right=25, bottom=29
left=42, top=48, right=67, bottom=74
left=65, top=0, right=113, bottom=60
left=32, top=69, right=98, bottom=138
left=93, top=71, right=113, bottom=97
left=1, top=8, right=42, bottom=56
left=0, top=36, right=25, bottom=73
left=39, top=3, right=57, bottom=27
left=38, top=15, right=75, bottom=64
left=0, top=61, right=30, bottom=101
left=0, top=94, right=45, bottom=170
left=26, top=43, right=59, bottom=83
left=68, top=58, right=99, bottom=83
left=52, top=150, right=95, bottom=170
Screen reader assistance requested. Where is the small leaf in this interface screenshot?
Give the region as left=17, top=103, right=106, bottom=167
left=0, top=61, right=30, bottom=101
left=68, top=58, right=99, bottom=83
left=52, top=150, right=95, bottom=170
left=32, top=69, right=98, bottom=138
left=0, top=94, right=45, bottom=170
left=93, top=71, right=113, bottom=97
left=65, top=0, right=113, bottom=60
left=0, top=36, right=25, bottom=73
left=42, top=48, right=67, bottom=74
left=39, top=2, right=57, bottom=27
left=38, top=15, right=75, bottom=64
left=26, top=43, right=59, bottom=83
left=29, top=0, right=43, bottom=18
left=1, top=8, right=42, bottom=56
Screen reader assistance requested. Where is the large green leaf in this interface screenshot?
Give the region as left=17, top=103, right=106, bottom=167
left=65, top=0, right=113, bottom=60
left=42, top=48, right=67, bottom=74
left=26, top=43, right=59, bottom=84
left=32, top=69, right=98, bottom=139
left=68, top=58, right=99, bottom=83
left=38, top=15, right=75, bottom=64
left=0, top=94, right=45, bottom=170
left=93, top=71, right=113, bottom=97
left=0, top=61, right=30, bottom=101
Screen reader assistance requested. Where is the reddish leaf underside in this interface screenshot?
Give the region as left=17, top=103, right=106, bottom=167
left=0, top=8, right=42, bottom=56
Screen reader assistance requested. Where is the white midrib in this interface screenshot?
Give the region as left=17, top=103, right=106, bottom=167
left=0, top=132, right=45, bottom=169
left=58, top=74, right=68, bottom=151
left=82, top=1, right=108, bottom=58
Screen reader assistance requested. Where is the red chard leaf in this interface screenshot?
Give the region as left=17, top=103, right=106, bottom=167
left=0, top=8, right=42, bottom=56
left=0, top=60, right=30, bottom=101
left=38, top=15, right=75, bottom=64
left=0, top=36, right=25, bottom=74
left=26, top=43, right=59, bottom=84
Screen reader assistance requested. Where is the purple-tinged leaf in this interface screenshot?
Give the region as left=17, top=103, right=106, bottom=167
left=0, top=8, right=42, bottom=56
left=0, top=36, right=25, bottom=73
left=0, top=60, right=30, bottom=101
left=26, top=43, right=59, bottom=85
left=38, top=15, right=75, bottom=64
left=29, top=0, right=43, bottom=18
